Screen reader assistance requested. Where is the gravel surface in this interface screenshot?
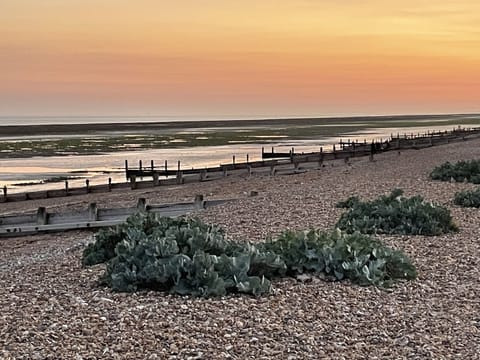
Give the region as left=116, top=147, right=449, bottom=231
left=1, top=140, right=480, bottom=359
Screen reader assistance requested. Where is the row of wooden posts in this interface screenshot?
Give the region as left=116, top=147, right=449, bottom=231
left=0, top=195, right=227, bottom=237
left=124, top=126, right=480, bottom=185
left=2, top=177, right=114, bottom=200
left=2, top=126, right=480, bottom=203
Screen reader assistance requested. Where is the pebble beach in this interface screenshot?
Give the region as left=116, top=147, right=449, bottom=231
left=1, top=138, right=480, bottom=359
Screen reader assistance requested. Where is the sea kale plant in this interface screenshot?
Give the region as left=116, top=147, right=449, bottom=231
left=454, top=188, right=480, bottom=208
left=430, top=160, right=480, bottom=183
left=336, top=189, right=458, bottom=236
left=260, top=229, right=417, bottom=287
left=83, top=213, right=417, bottom=296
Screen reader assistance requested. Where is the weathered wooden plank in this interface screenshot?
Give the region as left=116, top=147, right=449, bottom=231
left=0, top=214, right=37, bottom=226
left=0, top=197, right=234, bottom=238
left=0, top=220, right=126, bottom=237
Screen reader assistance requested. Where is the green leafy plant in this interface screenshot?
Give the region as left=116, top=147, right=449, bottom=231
left=430, top=160, right=480, bottom=183
left=82, top=214, right=229, bottom=266
left=336, top=189, right=457, bottom=235
left=83, top=213, right=416, bottom=296
left=454, top=188, right=480, bottom=208
left=86, top=214, right=279, bottom=296
left=260, top=229, right=416, bottom=287
left=336, top=196, right=360, bottom=209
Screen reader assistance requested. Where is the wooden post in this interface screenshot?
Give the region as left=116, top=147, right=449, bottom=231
left=130, top=175, right=137, bottom=190
left=108, top=178, right=112, bottom=191
left=272, top=146, right=274, bottom=153
left=88, top=203, right=98, bottom=221
left=333, top=144, right=336, bottom=159
left=194, top=194, right=205, bottom=210
left=125, top=160, right=129, bottom=180
left=246, top=154, right=249, bottom=163
left=3, top=185, right=7, bottom=201
left=232, top=155, right=236, bottom=166
left=151, top=160, right=154, bottom=172
left=176, top=171, right=183, bottom=184
left=85, top=179, right=90, bottom=193
left=318, top=147, right=324, bottom=167
left=153, top=172, right=159, bottom=186
left=139, top=160, right=142, bottom=171
left=176, top=161, right=183, bottom=184
left=65, top=181, right=69, bottom=195
left=270, top=165, right=276, bottom=176
left=137, top=198, right=146, bottom=212
left=37, top=207, right=48, bottom=225
left=262, top=147, right=264, bottom=158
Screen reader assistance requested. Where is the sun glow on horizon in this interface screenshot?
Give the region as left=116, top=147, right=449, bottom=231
left=1, top=0, right=480, bottom=117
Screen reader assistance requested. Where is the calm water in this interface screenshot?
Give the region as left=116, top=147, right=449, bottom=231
left=0, top=121, right=476, bottom=194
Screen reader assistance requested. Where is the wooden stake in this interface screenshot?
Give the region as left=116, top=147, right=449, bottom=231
left=36, top=207, right=48, bottom=225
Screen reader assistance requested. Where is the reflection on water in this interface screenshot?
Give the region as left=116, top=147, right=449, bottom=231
left=0, top=123, right=476, bottom=194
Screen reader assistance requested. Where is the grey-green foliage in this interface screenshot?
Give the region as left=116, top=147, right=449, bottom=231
left=95, top=214, right=280, bottom=296
left=260, top=229, right=416, bottom=287
left=454, top=188, right=480, bottom=208
left=83, top=213, right=417, bottom=296
left=82, top=214, right=230, bottom=266
left=430, top=160, right=480, bottom=183
left=335, top=195, right=361, bottom=209
left=336, top=189, right=458, bottom=236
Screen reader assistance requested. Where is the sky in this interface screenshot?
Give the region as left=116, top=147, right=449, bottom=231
left=1, top=0, right=480, bottom=118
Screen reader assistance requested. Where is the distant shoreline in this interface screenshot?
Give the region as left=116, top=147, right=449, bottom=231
left=0, top=113, right=478, bottom=137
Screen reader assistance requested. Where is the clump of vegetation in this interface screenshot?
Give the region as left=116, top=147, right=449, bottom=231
left=336, top=189, right=457, bottom=236
left=430, top=160, right=480, bottom=183
left=454, top=188, right=480, bottom=208
left=260, top=229, right=416, bottom=287
left=83, top=213, right=416, bottom=296
left=82, top=215, right=229, bottom=266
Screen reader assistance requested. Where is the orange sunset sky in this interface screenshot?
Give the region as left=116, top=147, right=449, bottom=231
left=1, top=0, right=480, bottom=118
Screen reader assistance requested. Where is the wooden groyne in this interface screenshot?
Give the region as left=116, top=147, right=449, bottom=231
left=2, top=127, right=480, bottom=204
left=0, top=195, right=231, bottom=237
left=125, top=127, right=480, bottom=182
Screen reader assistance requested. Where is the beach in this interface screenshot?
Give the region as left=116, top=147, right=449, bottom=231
left=1, top=136, right=479, bottom=358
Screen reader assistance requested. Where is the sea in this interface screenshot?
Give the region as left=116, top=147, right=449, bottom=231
left=1, top=115, right=479, bottom=194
